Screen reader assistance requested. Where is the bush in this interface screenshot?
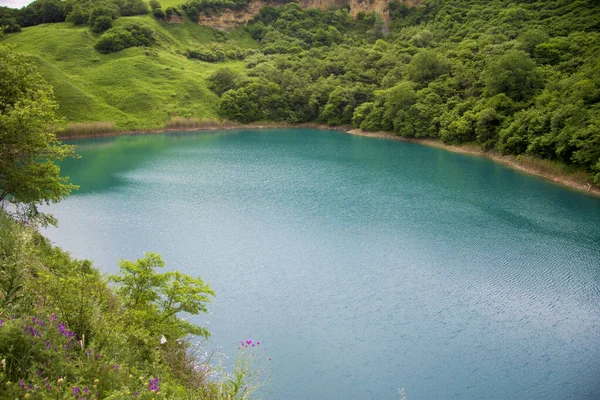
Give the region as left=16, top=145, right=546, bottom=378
left=91, top=14, right=113, bottom=33
left=115, top=0, right=149, bottom=16
left=66, top=4, right=88, bottom=25
left=153, top=7, right=165, bottom=19
left=94, top=23, right=156, bottom=54
left=207, top=68, right=242, bottom=96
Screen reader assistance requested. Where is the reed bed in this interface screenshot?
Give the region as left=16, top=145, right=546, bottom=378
left=62, top=122, right=117, bottom=137
left=514, top=154, right=589, bottom=181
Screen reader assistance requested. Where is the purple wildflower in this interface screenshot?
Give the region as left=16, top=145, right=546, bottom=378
left=73, top=386, right=81, bottom=397
left=148, top=376, right=159, bottom=393
left=0, top=319, right=4, bottom=326
left=114, top=365, right=119, bottom=371
left=19, top=379, right=25, bottom=390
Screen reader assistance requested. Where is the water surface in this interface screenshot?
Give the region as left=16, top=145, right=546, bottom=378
left=43, top=129, right=600, bottom=400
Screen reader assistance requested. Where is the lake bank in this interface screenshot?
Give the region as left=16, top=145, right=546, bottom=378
left=347, top=128, right=600, bottom=199
left=57, top=123, right=600, bottom=198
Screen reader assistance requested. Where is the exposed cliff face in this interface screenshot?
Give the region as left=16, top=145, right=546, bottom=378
left=196, top=0, right=420, bottom=30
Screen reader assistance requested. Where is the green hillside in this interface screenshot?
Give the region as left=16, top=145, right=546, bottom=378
left=1, top=14, right=256, bottom=130
left=2, top=0, right=600, bottom=184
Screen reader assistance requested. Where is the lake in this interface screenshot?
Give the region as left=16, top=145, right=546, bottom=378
left=43, top=128, right=600, bottom=399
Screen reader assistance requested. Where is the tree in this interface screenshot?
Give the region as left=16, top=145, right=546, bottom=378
left=91, top=14, right=113, bottom=33
left=207, top=68, right=241, bottom=96
left=0, top=44, right=76, bottom=226
left=110, top=253, right=215, bottom=342
left=483, top=50, right=541, bottom=101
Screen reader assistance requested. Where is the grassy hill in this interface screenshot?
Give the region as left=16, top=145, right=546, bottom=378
left=1, top=14, right=257, bottom=131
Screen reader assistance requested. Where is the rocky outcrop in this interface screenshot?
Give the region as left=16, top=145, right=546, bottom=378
left=198, top=0, right=421, bottom=30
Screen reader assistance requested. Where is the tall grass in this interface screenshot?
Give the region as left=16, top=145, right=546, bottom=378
left=62, top=122, right=117, bottom=137
left=164, top=117, right=249, bottom=130
left=164, top=117, right=204, bottom=129
left=514, top=154, right=590, bottom=181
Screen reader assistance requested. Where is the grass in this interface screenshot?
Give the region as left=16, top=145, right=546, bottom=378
left=514, top=154, right=591, bottom=182
left=63, top=122, right=117, bottom=137
left=1, top=14, right=257, bottom=131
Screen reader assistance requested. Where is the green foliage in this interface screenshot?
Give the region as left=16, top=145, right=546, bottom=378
left=483, top=50, right=542, bottom=101
left=91, top=14, right=114, bottom=33
left=0, top=44, right=76, bottom=226
left=17, top=0, right=67, bottom=27
left=110, top=253, right=215, bottom=342
left=114, top=0, right=150, bottom=17
left=88, top=5, right=120, bottom=30
left=66, top=4, right=89, bottom=25
left=0, top=211, right=264, bottom=399
left=95, top=23, right=156, bottom=53
left=0, top=212, right=33, bottom=315
left=0, top=7, right=21, bottom=33
left=406, top=50, right=450, bottom=85
left=207, top=68, right=242, bottom=96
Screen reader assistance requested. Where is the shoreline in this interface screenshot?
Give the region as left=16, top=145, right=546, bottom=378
left=347, top=128, right=600, bottom=198
left=58, top=123, right=600, bottom=198
left=58, top=122, right=351, bottom=140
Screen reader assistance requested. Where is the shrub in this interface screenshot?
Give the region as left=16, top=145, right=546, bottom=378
left=94, top=29, right=137, bottom=53
left=153, top=7, right=165, bottom=19
left=94, top=23, right=156, bottom=54
left=91, top=14, right=112, bottom=33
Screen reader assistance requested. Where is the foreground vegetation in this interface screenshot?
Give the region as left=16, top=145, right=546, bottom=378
left=0, top=39, right=267, bottom=399
left=0, top=210, right=271, bottom=399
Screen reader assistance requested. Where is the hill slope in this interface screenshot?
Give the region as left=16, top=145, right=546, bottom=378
left=2, top=14, right=256, bottom=130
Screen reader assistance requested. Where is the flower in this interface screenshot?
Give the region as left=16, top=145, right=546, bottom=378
left=148, top=376, right=159, bottom=393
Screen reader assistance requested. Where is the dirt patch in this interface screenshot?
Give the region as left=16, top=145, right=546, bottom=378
left=166, top=15, right=186, bottom=24
left=197, top=0, right=423, bottom=29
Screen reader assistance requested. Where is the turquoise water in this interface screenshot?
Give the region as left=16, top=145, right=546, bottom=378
left=43, top=129, right=600, bottom=400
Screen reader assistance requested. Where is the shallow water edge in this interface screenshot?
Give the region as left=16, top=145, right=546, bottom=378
left=57, top=123, right=600, bottom=198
